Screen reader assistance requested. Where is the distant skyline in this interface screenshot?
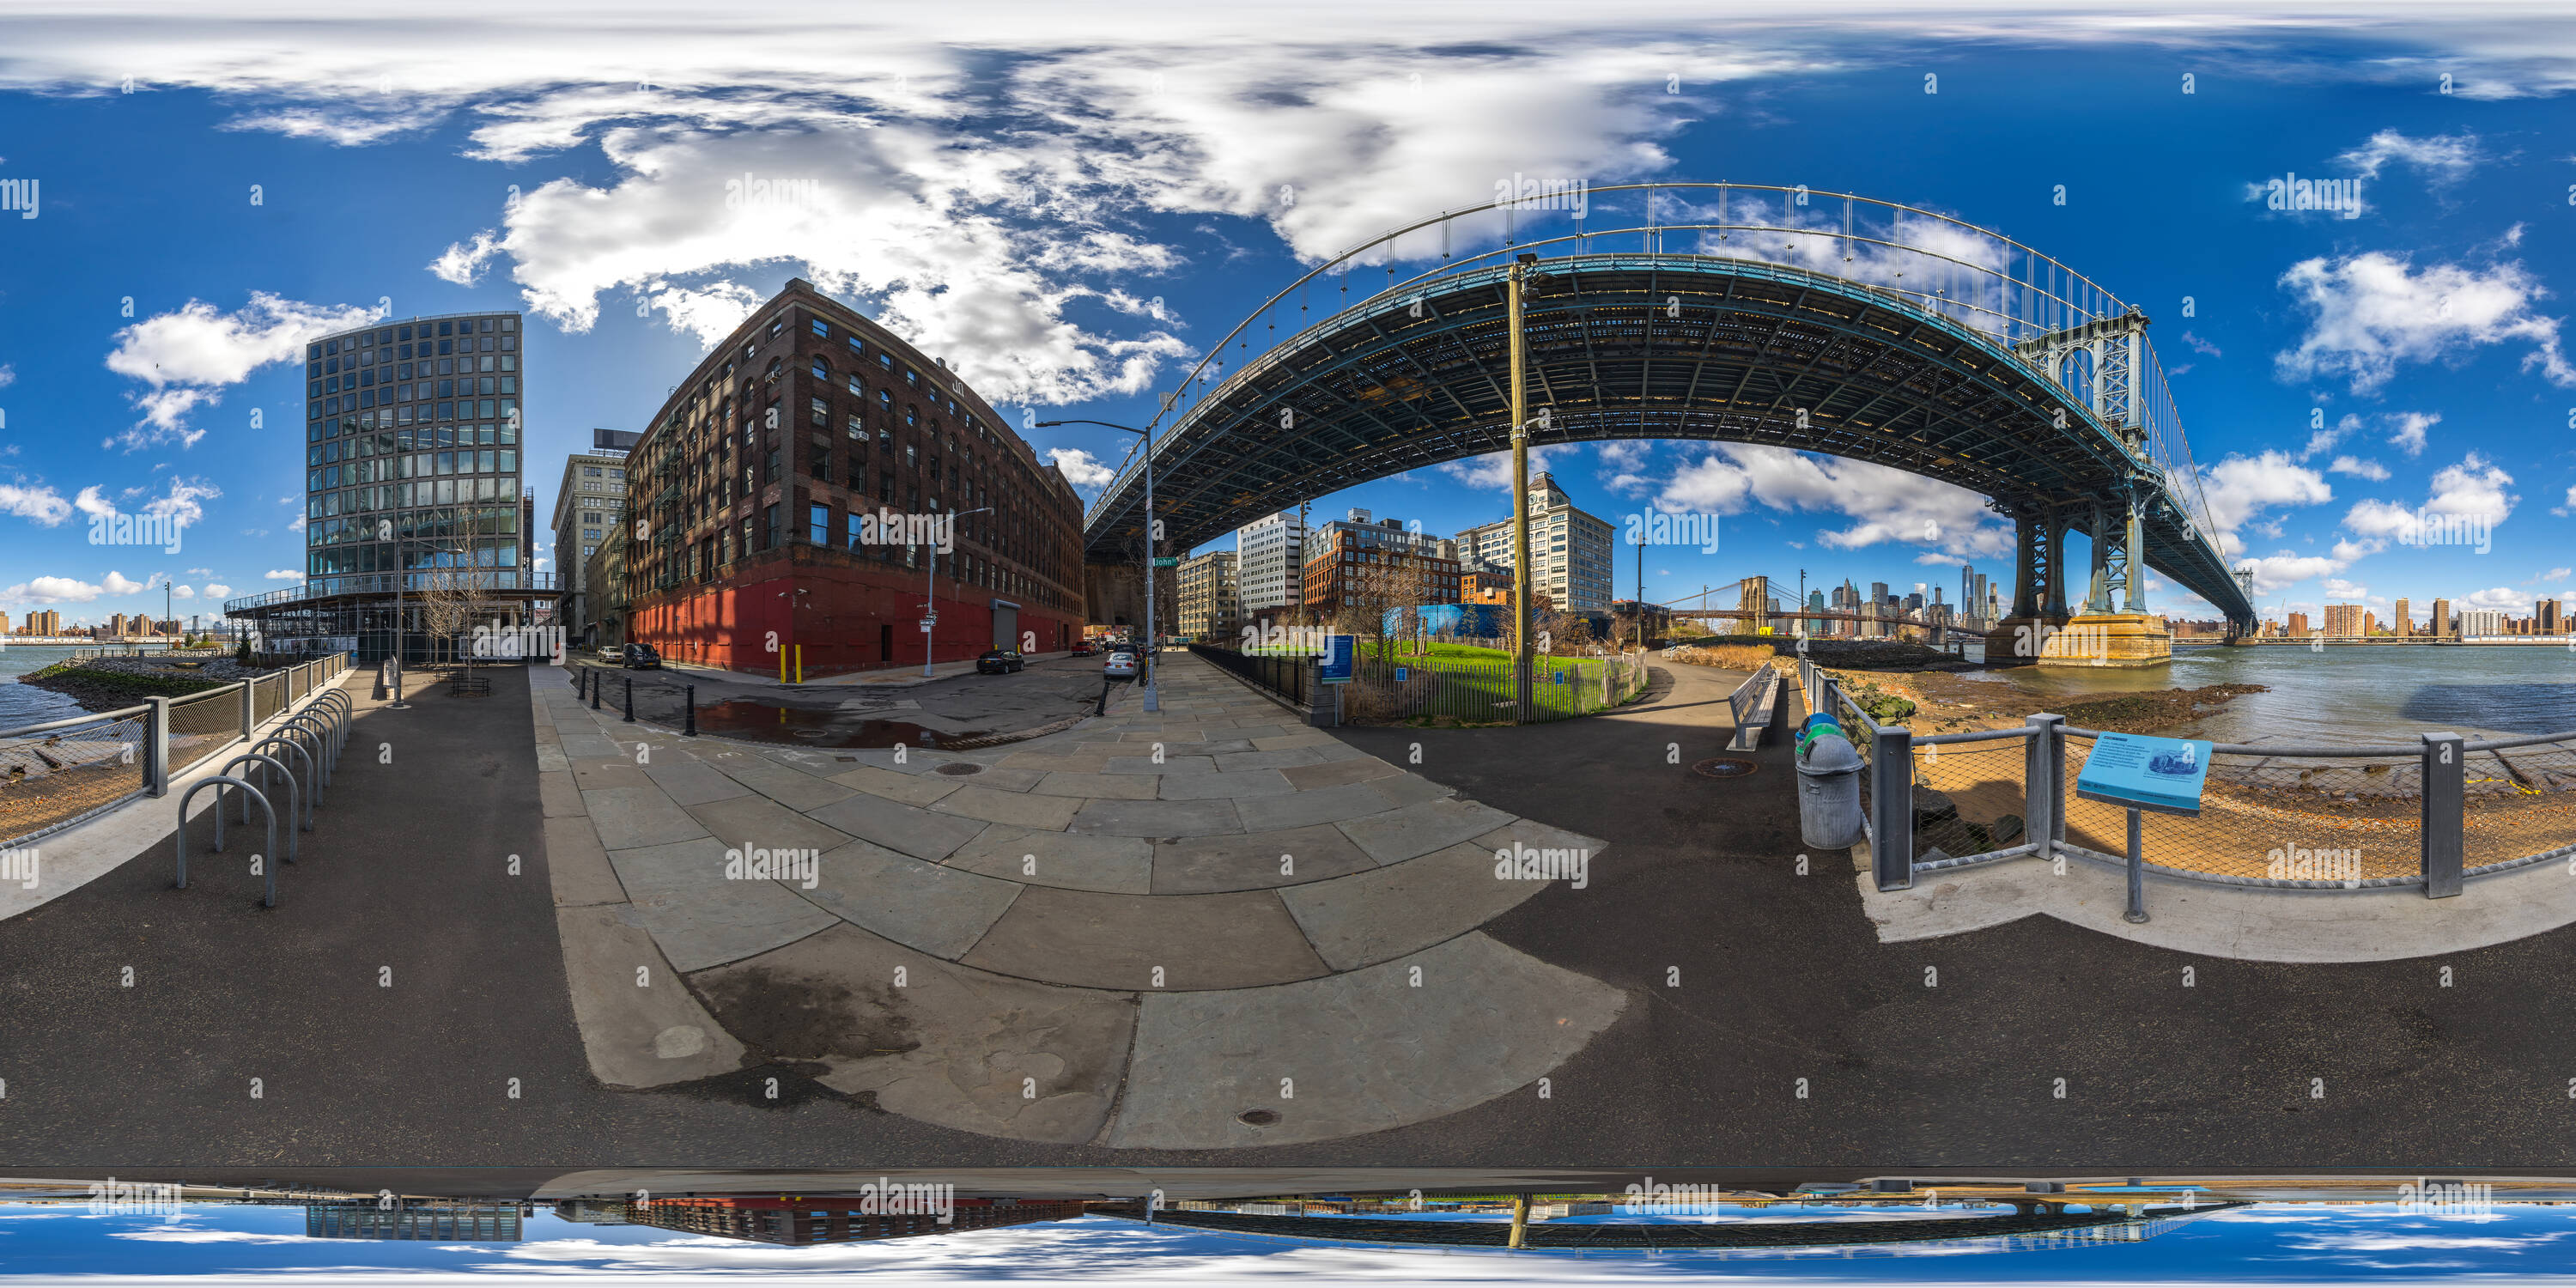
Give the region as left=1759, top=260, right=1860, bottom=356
left=3, top=4, right=2574, bottom=634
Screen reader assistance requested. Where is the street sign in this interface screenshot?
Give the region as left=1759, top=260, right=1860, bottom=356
left=1318, top=634, right=1354, bottom=684
left=1152, top=556, right=1180, bottom=568
left=1394, top=668, right=1408, bottom=683
left=2075, top=732, right=2212, bottom=816
left=919, top=618, right=935, bottom=633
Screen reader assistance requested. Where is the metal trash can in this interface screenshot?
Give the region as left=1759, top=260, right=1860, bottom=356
left=1795, top=712, right=1843, bottom=757
left=1795, top=732, right=1866, bottom=850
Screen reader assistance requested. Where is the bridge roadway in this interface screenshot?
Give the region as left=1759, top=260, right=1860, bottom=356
left=1080, top=187, right=2257, bottom=630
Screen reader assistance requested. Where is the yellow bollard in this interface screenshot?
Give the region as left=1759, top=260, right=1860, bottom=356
left=795, top=644, right=804, bottom=684
left=778, top=647, right=786, bottom=684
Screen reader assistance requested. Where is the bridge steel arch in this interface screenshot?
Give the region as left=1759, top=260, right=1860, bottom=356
left=1080, top=184, right=2255, bottom=633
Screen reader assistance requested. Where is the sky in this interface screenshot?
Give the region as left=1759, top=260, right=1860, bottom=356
left=9, top=1201, right=2576, bottom=1285
left=3, top=3, right=2575, bottom=631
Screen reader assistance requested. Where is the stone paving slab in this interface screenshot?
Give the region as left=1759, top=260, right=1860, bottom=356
left=554, top=904, right=750, bottom=1089
left=1029, top=771, right=1159, bottom=801
left=1280, top=835, right=1560, bottom=971
left=570, top=760, right=653, bottom=791
left=539, top=771, right=586, bottom=819
left=796, top=837, right=1025, bottom=958
left=684, top=793, right=855, bottom=858
left=1212, top=747, right=1328, bottom=771
left=1104, top=755, right=1218, bottom=775
left=536, top=743, right=571, bottom=773
left=960, top=886, right=1329, bottom=990
left=1336, top=797, right=1517, bottom=866
left=956, top=765, right=1046, bottom=793
left=945, top=825, right=1154, bottom=895
left=643, top=759, right=755, bottom=807
left=1279, top=757, right=1403, bottom=790
left=689, top=924, right=1135, bottom=1145
left=1151, top=823, right=1376, bottom=895
left=931, top=784, right=1082, bottom=830
left=545, top=815, right=628, bottom=908
left=709, top=756, right=860, bottom=812
left=1106, top=933, right=1625, bottom=1149
left=608, top=835, right=839, bottom=972
left=558, top=732, right=623, bottom=760
left=827, top=763, right=963, bottom=806
left=1156, top=768, right=1296, bottom=801
left=1233, top=781, right=1391, bottom=832
left=1364, top=771, right=1458, bottom=809
left=581, top=785, right=713, bottom=851
left=1064, top=797, right=1244, bottom=839
left=807, top=791, right=990, bottom=861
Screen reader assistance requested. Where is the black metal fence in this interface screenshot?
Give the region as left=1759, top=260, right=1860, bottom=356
left=1189, top=644, right=1311, bottom=708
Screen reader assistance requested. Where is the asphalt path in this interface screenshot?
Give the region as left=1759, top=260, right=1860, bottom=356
left=4, top=660, right=2573, bottom=1174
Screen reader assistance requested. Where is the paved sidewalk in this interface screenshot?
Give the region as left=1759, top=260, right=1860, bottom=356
left=642, top=652, right=1076, bottom=690
left=535, top=650, right=1623, bottom=1148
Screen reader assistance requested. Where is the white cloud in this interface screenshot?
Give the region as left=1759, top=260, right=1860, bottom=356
left=2556, top=483, right=2576, bottom=518
left=2239, top=552, right=2352, bottom=594
left=103, top=292, right=379, bottom=451
left=2198, top=451, right=2334, bottom=556
left=0, top=576, right=107, bottom=605
left=2387, top=410, right=2438, bottom=456
left=170, top=584, right=195, bottom=599
left=2462, top=585, right=2526, bottom=610
left=1046, top=447, right=1115, bottom=490
left=1438, top=444, right=1577, bottom=493
left=0, top=482, right=73, bottom=525
left=2275, top=252, right=2576, bottom=393
left=0, top=362, right=13, bottom=387
left=100, top=571, right=150, bottom=595
left=2336, top=129, right=2482, bottom=184
left=1642, top=444, right=2011, bottom=559
left=203, top=583, right=230, bottom=600
left=2324, top=577, right=2369, bottom=598
left=264, top=568, right=302, bottom=580
left=2330, top=537, right=2385, bottom=561
left=2329, top=455, right=2390, bottom=480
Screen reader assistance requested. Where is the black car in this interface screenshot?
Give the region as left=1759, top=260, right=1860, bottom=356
left=620, top=642, right=662, bottom=669
left=976, top=647, right=1025, bottom=674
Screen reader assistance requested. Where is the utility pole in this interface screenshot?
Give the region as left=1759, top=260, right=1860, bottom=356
left=1509, top=253, right=1534, bottom=723
left=1798, top=568, right=1807, bottom=639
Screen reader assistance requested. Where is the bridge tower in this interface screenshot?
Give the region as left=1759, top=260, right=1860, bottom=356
left=1738, top=575, right=1770, bottom=637
left=2015, top=310, right=2171, bottom=667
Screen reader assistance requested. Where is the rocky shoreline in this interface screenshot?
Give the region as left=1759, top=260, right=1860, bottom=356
left=1838, top=667, right=2269, bottom=738
left=12, top=655, right=256, bottom=717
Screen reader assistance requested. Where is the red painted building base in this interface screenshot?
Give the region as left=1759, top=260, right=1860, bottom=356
left=630, top=550, right=1080, bottom=680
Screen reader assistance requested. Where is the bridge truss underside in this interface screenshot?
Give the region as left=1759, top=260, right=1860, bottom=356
left=1084, top=254, right=2252, bottom=626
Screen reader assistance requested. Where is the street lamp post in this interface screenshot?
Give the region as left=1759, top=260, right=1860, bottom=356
left=1039, top=417, right=1160, bottom=714
left=923, top=506, right=994, bottom=678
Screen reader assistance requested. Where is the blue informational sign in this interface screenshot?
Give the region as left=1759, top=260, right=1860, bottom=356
left=1552, top=671, right=1566, bottom=684
left=1318, top=634, right=1355, bottom=684
left=1394, top=668, right=1408, bottom=683
left=2075, top=732, right=2213, bottom=816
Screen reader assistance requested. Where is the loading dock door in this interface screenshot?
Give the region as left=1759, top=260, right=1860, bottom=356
left=991, top=598, right=1020, bottom=652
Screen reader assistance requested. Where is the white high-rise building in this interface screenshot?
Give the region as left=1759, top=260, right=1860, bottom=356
left=2458, top=607, right=2506, bottom=638
left=1453, top=473, right=1614, bottom=613
left=1234, top=509, right=1307, bottom=618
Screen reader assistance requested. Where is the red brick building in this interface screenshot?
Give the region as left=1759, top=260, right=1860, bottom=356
left=624, top=279, right=1085, bottom=676
left=627, top=1195, right=1091, bottom=1245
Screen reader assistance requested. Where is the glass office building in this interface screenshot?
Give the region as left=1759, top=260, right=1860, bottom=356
left=226, top=310, right=554, bottom=660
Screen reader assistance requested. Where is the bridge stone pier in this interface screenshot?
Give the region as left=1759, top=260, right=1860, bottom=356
left=1084, top=561, right=1147, bottom=631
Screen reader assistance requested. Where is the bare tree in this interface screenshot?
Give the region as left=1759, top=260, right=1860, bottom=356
left=414, top=507, right=500, bottom=666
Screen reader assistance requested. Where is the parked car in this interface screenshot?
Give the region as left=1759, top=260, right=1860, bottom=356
left=1068, top=641, right=1094, bottom=657
left=620, top=642, right=662, bottom=669
left=976, top=647, right=1025, bottom=675
left=597, top=646, right=623, bottom=662
left=1103, top=649, right=1139, bottom=679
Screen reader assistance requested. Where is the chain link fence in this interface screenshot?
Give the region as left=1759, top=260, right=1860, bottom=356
left=1911, top=731, right=2036, bottom=862
left=166, top=685, right=250, bottom=777
left=0, top=707, right=150, bottom=848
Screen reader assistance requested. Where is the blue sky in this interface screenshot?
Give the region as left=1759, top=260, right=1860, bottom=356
left=5, top=1201, right=2576, bottom=1284
left=2, top=4, right=2574, bottom=629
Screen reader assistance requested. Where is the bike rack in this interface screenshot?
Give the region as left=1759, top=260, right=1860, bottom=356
left=283, top=704, right=342, bottom=767
left=246, top=734, right=319, bottom=827
left=177, top=775, right=280, bottom=907
left=289, top=697, right=349, bottom=763
left=215, top=752, right=301, bottom=865
left=270, top=718, right=333, bottom=792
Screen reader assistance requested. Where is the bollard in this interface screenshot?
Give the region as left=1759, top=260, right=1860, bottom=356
left=2024, top=714, right=2063, bottom=853
left=683, top=684, right=697, bottom=737
left=1870, top=725, right=1914, bottom=891
left=2422, top=732, right=2464, bottom=898
left=592, top=672, right=602, bottom=711
left=623, top=676, right=636, bottom=723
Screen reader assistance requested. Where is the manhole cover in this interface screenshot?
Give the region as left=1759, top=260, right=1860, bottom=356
left=933, top=762, right=984, bottom=777
left=1692, top=757, right=1759, bottom=779
left=791, top=729, right=829, bottom=738
left=1237, top=1109, right=1279, bottom=1126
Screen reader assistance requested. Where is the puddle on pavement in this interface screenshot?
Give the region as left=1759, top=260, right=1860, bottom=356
left=690, top=699, right=987, bottom=749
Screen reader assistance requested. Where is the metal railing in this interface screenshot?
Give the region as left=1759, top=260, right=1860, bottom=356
left=1801, top=659, right=2576, bottom=909
left=1195, top=642, right=1648, bottom=724
left=1, top=653, right=352, bottom=848
left=1190, top=643, right=1312, bottom=709
left=225, top=570, right=559, bottom=614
